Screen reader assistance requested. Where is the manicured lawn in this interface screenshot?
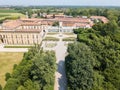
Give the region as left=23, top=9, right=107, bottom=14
left=47, top=32, right=59, bottom=35
left=62, top=37, right=76, bottom=41
left=43, top=37, right=59, bottom=41
left=63, top=33, right=75, bottom=35
left=45, top=43, right=57, bottom=48
left=0, top=52, right=24, bottom=87
left=4, top=45, right=34, bottom=48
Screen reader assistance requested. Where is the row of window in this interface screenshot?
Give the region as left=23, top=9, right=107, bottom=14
left=3, top=38, right=40, bottom=44
left=1, top=34, right=39, bottom=39
left=22, top=26, right=42, bottom=29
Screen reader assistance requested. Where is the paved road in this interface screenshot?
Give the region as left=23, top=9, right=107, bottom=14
left=54, top=39, right=67, bottom=90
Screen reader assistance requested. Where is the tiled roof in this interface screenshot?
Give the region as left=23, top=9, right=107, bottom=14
left=74, top=23, right=90, bottom=28
left=90, top=16, right=109, bottom=23
left=2, top=20, right=22, bottom=29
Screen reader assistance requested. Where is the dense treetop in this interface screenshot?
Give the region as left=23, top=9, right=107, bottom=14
left=3, top=46, right=56, bottom=90
left=66, top=16, right=120, bottom=90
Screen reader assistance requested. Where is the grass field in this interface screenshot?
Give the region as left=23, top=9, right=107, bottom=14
left=0, top=9, right=25, bottom=21
left=0, top=52, right=24, bottom=87
left=0, top=13, right=25, bottom=20
left=0, top=9, right=18, bottom=13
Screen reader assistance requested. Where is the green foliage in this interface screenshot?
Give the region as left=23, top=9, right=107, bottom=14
left=0, top=84, right=2, bottom=90
left=92, top=21, right=119, bottom=36
left=4, top=45, right=34, bottom=48
left=31, top=51, right=56, bottom=89
left=4, top=78, right=20, bottom=90
left=5, top=73, right=11, bottom=81
left=52, top=21, right=59, bottom=26
left=43, top=37, right=59, bottom=41
left=3, top=45, right=56, bottom=90
left=0, top=9, right=18, bottom=13
left=74, top=28, right=84, bottom=34
left=65, top=43, right=94, bottom=90
left=23, top=45, right=40, bottom=60
left=17, top=80, right=40, bottom=90
left=73, top=21, right=120, bottom=90
left=62, top=37, right=76, bottom=41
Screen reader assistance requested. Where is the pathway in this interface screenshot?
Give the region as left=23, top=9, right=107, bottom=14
left=0, top=48, right=28, bottom=52
left=54, top=37, right=67, bottom=90
left=0, top=44, right=28, bottom=52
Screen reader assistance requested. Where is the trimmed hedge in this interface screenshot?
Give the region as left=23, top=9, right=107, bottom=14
left=4, top=46, right=34, bottom=48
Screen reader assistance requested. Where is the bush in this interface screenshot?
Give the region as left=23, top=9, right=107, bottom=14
left=5, top=73, right=11, bottom=81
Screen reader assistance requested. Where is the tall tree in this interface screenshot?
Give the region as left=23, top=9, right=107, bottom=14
left=65, top=43, right=94, bottom=90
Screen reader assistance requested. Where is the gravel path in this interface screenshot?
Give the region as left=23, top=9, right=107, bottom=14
left=54, top=39, right=67, bottom=90
left=0, top=48, right=28, bottom=52
left=0, top=44, right=28, bottom=52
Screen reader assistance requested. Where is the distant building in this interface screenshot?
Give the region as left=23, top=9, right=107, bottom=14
left=90, top=16, right=109, bottom=23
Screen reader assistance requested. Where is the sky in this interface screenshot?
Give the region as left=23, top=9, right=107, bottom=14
left=0, top=0, right=120, bottom=6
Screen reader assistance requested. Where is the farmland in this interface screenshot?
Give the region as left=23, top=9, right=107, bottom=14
left=0, top=9, right=25, bottom=22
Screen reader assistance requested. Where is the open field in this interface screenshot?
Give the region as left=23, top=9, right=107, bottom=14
left=0, top=9, right=18, bottom=13
left=0, top=9, right=25, bottom=21
left=0, top=52, right=24, bottom=87
left=0, top=13, right=25, bottom=20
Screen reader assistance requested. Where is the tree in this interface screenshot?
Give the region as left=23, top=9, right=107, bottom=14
left=4, top=78, right=20, bottom=90
left=0, top=84, right=2, bottom=90
left=52, top=21, right=59, bottom=26
left=65, top=43, right=94, bottom=90
left=17, top=80, right=40, bottom=90
left=5, top=72, right=11, bottom=81
left=30, top=51, right=56, bottom=89
left=75, top=21, right=120, bottom=89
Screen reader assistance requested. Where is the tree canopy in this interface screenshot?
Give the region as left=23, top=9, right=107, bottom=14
left=66, top=18, right=120, bottom=90
left=3, top=46, right=56, bottom=90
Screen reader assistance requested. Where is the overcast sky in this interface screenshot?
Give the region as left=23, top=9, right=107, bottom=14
left=0, top=0, right=120, bottom=6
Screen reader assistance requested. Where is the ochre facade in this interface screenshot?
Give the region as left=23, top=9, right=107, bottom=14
left=0, top=32, right=42, bottom=45
left=0, top=16, right=108, bottom=45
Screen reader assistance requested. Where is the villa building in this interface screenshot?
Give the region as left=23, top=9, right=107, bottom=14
left=0, top=15, right=108, bottom=45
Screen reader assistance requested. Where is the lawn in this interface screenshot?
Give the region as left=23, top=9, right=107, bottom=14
left=45, top=43, right=57, bottom=48
left=43, top=37, right=59, bottom=41
left=0, top=52, right=24, bottom=87
left=62, top=37, right=76, bottom=41
left=47, top=32, right=59, bottom=35
left=63, top=33, right=75, bottom=35
left=4, top=45, right=34, bottom=48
